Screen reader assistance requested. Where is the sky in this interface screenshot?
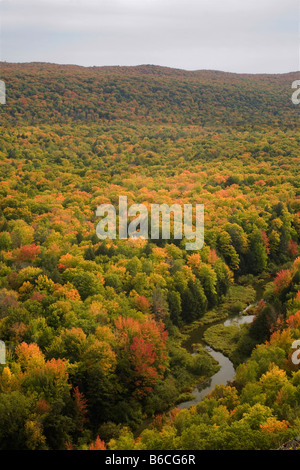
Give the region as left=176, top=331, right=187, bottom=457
left=0, top=0, right=299, bottom=73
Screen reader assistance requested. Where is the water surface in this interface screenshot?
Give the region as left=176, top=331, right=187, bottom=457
left=177, top=305, right=255, bottom=409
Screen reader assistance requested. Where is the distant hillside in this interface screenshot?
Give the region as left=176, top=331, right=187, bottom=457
left=0, top=62, right=299, bottom=127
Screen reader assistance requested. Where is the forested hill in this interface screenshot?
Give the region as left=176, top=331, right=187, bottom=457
left=0, top=62, right=300, bottom=450
left=0, top=62, right=299, bottom=127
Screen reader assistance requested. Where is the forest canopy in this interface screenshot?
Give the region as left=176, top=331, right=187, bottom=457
left=0, top=63, right=299, bottom=450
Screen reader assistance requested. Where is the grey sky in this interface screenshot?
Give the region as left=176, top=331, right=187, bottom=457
left=1, top=0, right=299, bottom=73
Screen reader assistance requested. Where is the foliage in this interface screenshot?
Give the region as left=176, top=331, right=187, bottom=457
left=0, top=63, right=299, bottom=450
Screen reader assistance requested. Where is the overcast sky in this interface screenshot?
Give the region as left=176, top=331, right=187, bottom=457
left=0, top=0, right=299, bottom=73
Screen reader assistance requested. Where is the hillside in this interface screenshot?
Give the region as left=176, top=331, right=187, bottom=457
left=1, top=62, right=299, bottom=127
left=0, top=62, right=299, bottom=450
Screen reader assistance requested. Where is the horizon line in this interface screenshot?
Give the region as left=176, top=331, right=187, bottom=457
left=1, top=60, right=299, bottom=76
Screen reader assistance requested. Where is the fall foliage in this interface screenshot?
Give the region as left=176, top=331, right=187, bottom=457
left=0, top=63, right=299, bottom=450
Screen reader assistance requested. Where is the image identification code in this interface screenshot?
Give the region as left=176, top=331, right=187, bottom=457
left=105, top=454, right=196, bottom=467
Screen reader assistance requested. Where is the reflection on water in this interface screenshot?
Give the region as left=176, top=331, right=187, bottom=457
left=224, top=314, right=254, bottom=327
left=224, top=303, right=255, bottom=327
left=177, top=307, right=255, bottom=409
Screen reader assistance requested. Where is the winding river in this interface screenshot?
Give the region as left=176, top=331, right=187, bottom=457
left=133, top=301, right=258, bottom=437
left=177, top=305, right=256, bottom=409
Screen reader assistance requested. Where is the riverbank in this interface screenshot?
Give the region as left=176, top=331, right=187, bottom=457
left=176, top=283, right=260, bottom=409
left=134, top=282, right=265, bottom=433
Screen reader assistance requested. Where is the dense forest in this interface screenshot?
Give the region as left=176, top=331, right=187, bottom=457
left=0, top=63, right=299, bottom=450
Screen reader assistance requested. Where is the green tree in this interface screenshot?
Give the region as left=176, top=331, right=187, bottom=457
left=247, top=229, right=268, bottom=274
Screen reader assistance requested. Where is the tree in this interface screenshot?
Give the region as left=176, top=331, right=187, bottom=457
left=181, top=279, right=207, bottom=323
left=46, top=327, right=87, bottom=363
left=152, top=287, right=169, bottom=321
left=217, top=231, right=240, bottom=271
left=259, top=364, right=289, bottom=406
left=9, top=220, right=34, bottom=248
left=167, top=290, right=182, bottom=325
left=198, top=264, right=218, bottom=307
left=89, top=436, right=107, bottom=450
left=0, top=391, right=33, bottom=450
left=247, top=229, right=268, bottom=274
left=114, top=316, right=168, bottom=397
left=72, top=386, right=89, bottom=434
left=62, top=269, right=104, bottom=300
left=0, top=232, right=12, bottom=251
left=15, top=342, right=45, bottom=370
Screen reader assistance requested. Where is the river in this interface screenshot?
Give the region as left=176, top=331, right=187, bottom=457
left=176, top=305, right=255, bottom=409
left=133, top=301, right=257, bottom=437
